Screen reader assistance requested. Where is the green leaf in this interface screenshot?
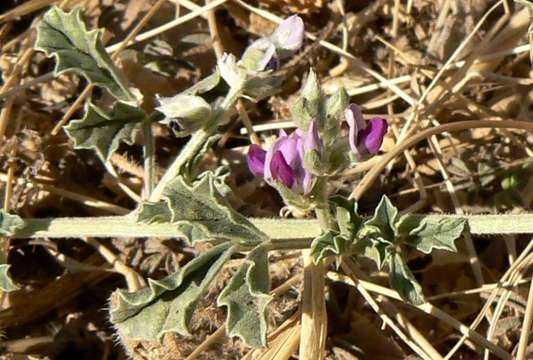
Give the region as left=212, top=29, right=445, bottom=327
left=401, top=217, right=466, bottom=254
left=330, top=196, right=362, bottom=238
left=0, top=264, right=19, bottom=292
left=357, top=237, right=391, bottom=270
left=389, top=253, right=425, bottom=305
left=137, top=173, right=268, bottom=245
left=111, top=242, right=234, bottom=340
left=35, top=7, right=133, bottom=101
left=310, top=230, right=348, bottom=263
left=217, top=244, right=272, bottom=347
left=364, top=195, right=398, bottom=243
left=0, top=210, right=24, bottom=236
left=64, top=101, right=145, bottom=160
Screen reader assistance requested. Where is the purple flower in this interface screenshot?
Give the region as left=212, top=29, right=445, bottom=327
left=270, top=15, right=305, bottom=56
left=344, top=104, right=387, bottom=159
left=247, top=120, right=320, bottom=193
left=243, top=15, right=304, bottom=72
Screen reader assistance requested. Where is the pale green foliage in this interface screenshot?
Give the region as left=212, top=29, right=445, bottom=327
left=389, top=253, right=425, bottom=305
left=398, top=217, right=466, bottom=254
left=137, top=172, right=268, bottom=245
left=64, top=101, right=145, bottom=160
left=111, top=243, right=234, bottom=340
left=0, top=210, right=24, bottom=236
left=217, top=244, right=272, bottom=348
left=0, top=264, right=20, bottom=292
left=364, top=195, right=398, bottom=243
left=35, top=7, right=133, bottom=101
left=311, top=195, right=466, bottom=305
left=0, top=211, right=23, bottom=292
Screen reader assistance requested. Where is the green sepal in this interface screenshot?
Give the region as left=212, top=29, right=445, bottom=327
left=65, top=101, right=146, bottom=160
left=35, top=7, right=134, bottom=101
left=217, top=244, right=272, bottom=348
left=110, top=242, right=234, bottom=340
left=323, top=87, right=348, bottom=142
left=291, top=70, right=323, bottom=131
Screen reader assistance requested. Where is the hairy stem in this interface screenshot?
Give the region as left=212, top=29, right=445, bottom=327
left=9, top=213, right=533, bottom=241
left=142, top=119, right=155, bottom=196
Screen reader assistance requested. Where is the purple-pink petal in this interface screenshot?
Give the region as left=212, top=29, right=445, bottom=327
left=247, top=144, right=266, bottom=177
left=345, top=104, right=366, bottom=154
left=270, top=151, right=295, bottom=188
left=360, top=117, right=388, bottom=155
left=271, top=15, right=304, bottom=53
left=304, top=119, right=320, bottom=153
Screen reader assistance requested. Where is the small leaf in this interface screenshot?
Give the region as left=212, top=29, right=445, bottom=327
left=364, top=195, right=398, bottom=243
left=330, top=196, right=362, bottom=238
left=111, top=242, right=234, bottom=340
left=65, top=101, right=145, bottom=160
left=36, top=7, right=133, bottom=101
left=217, top=244, right=272, bottom=348
left=0, top=264, right=19, bottom=292
left=137, top=173, right=267, bottom=245
left=402, top=217, right=466, bottom=254
left=357, top=237, right=391, bottom=270
left=389, top=253, right=425, bottom=305
left=310, top=230, right=347, bottom=263
left=0, top=210, right=24, bottom=236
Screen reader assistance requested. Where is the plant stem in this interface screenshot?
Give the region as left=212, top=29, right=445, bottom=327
left=142, top=119, right=155, bottom=196
left=9, top=213, right=533, bottom=241
left=148, top=86, right=241, bottom=201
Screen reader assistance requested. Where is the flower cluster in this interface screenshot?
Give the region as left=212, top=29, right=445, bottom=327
left=247, top=99, right=387, bottom=202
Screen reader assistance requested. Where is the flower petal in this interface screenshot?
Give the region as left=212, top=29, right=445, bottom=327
left=359, top=117, right=388, bottom=155
left=270, top=151, right=295, bottom=188
left=247, top=144, right=267, bottom=177
left=303, top=119, right=321, bottom=153
left=270, top=15, right=305, bottom=54
left=344, top=104, right=366, bottom=155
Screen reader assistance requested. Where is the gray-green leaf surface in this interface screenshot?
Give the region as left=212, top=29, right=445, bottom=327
left=36, top=7, right=133, bottom=101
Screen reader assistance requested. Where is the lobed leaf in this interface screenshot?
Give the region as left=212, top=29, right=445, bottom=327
left=64, top=101, right=145, bottom=160
left=217, top=244, right=272, bottom=347
left=110, top=242, right=234, bottom=340
left=137, top=173, right=268, bottom=245
left=401, top=217, right=466, bottom=254
left=389, top=253, right=425, bottom=305
left=35, top=7, right=133, bottom=101
left=364, top=195, right=398, bottom=243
